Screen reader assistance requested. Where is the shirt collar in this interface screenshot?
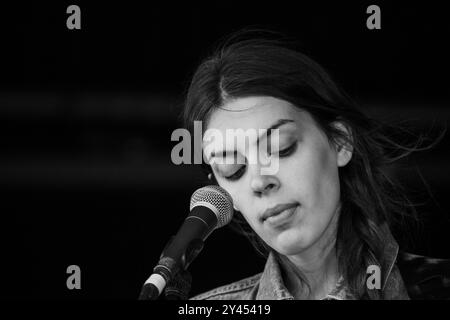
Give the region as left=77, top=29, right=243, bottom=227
left=379, top=222, right=400, bottom=291
left=254, top=223, right=401, bottom=300
left=256, top=252, right=294, bottom=300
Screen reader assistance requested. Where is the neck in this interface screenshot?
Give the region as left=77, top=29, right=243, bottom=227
left=280, top=205, right=340, bottom=299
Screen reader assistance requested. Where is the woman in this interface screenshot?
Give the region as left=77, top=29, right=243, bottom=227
left=172, top=30, right=450, bottom=300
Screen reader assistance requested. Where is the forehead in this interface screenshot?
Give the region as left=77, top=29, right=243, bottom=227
left=206, top=96, right=298, bottom=132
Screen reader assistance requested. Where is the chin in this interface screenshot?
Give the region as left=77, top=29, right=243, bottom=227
left=273, top=228, right=314, bottom=256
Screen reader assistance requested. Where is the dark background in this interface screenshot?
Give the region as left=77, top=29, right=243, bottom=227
left=0, top=2, right=449, bottom=299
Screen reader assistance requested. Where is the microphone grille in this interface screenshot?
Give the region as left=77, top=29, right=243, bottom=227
left=190, top=185, right=234, bottom=228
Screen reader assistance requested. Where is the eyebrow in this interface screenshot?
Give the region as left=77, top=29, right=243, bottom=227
left=208, top=118, right=295, bottom=160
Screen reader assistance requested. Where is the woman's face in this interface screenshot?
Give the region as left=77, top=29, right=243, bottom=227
left=203, top=96, right=352, bottom=256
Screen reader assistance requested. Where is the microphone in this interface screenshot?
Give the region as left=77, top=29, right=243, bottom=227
left=139, top=185, right=234, bottom=300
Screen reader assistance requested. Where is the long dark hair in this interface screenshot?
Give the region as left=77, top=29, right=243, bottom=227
left=182, top=29, right=436, bottom=299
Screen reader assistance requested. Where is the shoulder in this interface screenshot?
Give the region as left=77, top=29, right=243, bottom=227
left=397, top=251, right=450, bottom=299
left=190, top=273, right=262, bottom=300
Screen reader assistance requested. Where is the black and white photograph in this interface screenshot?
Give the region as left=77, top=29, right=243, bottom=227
left=0, top=2, right=449, bottom=304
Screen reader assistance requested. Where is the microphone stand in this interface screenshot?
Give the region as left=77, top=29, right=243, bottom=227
left=138, top=269, right=191, bottom=300
left=138, top=238, right=202, bottom=300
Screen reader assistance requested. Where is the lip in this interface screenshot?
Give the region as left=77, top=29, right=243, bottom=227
left=261, top=203, right=299, bottom=222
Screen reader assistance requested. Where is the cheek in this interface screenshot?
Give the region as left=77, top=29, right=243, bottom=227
left=286, top=141, right=340, bottom=207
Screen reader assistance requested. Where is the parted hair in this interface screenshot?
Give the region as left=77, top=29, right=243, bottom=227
left=182, top=29, right=431, bottom=299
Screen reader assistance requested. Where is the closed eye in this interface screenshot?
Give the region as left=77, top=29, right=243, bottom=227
left=224, top=165, right=246, bottom=181
left=275, top=142, right=297, bottom=157
left=224, top=143, right=297, bottom=181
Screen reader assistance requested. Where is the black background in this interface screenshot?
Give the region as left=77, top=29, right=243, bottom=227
left=0, top=1, right=449, bottom=299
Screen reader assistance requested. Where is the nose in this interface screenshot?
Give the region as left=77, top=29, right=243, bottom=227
left=250, top=167, right=280, bottom=196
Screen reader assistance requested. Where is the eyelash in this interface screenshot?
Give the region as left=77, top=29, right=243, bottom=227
left=224, top=142, right=297, bottom=181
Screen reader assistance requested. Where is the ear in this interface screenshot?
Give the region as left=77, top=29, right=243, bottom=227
left=331, top=121, right=353, bottom=167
